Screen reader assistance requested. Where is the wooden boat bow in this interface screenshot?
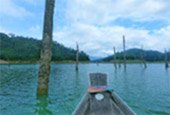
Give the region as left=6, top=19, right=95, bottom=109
left=72, top=73, right=136, bottom=115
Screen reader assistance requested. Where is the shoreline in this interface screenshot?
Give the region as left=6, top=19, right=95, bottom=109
left=0, top=60, right=90, bottom=64
left=0, top=59, right=167, bottom=64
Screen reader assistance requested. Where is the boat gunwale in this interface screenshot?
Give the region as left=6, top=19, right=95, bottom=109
left=72, top=94, right=89, bottom=115
left=72, top=73, right=136, bottom=115
left=72, top=91, right=136, bottom=115
left=111, top=91, right=136, bottom=115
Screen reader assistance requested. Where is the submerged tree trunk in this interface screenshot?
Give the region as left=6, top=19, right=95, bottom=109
left=165, top=50, right=169, bottom=68
left=76, top=43, right=79, bottom=71
left=118, top=61, right=121, bottom=68
left=140, top=45, right=147, bottom=68
left=123, top=35, right=126, bottom=69
left=37, top=0, right=55, bottom=95
left=113, top=47, right=117, bottom=69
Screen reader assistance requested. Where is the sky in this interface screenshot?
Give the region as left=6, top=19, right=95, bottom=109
left=0, top=0, right=170, bottom=57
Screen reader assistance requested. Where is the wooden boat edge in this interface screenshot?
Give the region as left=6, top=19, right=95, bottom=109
left=72, top=73, right=136, bottom=115
left=111, top=92, right=136, bottom=115
left=72, top=92, right=136, bottom=115
left=72, top=94, right=89, bottom=115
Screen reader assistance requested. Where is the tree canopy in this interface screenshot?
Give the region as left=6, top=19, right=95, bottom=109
left=101, top=48, right=169, bottom=62
left=0, top=33, right=89, bottom=61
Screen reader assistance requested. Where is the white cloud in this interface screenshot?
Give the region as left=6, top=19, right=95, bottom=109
left=0, top=0, right=32, bottom=17
left=0, top=26, right=10, bottom=33
left=66, top=0, right=170, bottom=24
left=29, top=25, right=40, bottom=33
left=154, top=26, right=170, bottom=36
left=54, top=24, right=170, bottom=57
left=0, top=0, right=169, bottom=57
left=52, top=0, right=170, bottom=57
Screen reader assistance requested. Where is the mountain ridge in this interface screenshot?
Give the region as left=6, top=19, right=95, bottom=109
left=0, top=32, right=89, bottom=61
left=100, top=48, right=169, bottom=62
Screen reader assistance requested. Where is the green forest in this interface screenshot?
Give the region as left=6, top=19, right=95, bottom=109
left=101, top=48, right=170, bottom=62
left=0, top=33, right=89, bottom=61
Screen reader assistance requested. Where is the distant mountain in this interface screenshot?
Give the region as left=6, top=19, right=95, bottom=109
left=0, top=33, right=89, bottom=61
left=100, top=48, right=170, bottom=62
left=89, top=56, right=103, bottom=62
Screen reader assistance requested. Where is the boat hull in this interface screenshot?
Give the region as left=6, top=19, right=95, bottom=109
left=72, top=73, right=136, bottom=115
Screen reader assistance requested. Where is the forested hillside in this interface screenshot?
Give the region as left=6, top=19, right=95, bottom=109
left=101, top=48, right=170, bottom=62
left=0, top=33, right=89, bottom=61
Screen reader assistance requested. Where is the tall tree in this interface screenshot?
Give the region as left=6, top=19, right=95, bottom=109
left=123, top=35, right=126, bottom=69
left=37, top=0, right=55, bottom=94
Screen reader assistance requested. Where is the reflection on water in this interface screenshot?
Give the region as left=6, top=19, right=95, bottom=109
left=0, top=64, right=169, bottom=115
left=36, top=94, right=52, bottom=115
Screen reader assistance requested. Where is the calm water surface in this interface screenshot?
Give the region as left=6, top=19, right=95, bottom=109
left=0, top=64, right=169, bottom=115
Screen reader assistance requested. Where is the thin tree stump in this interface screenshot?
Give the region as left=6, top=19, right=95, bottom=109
left=123, top=35, right=126, bottom=69
left=76, top=42, right=79, bottom=71
left=140, top=45, right=147, bottom=68
left=165, top=50, right=169, bottom=68
left=113, top=47, right=117, bottom=69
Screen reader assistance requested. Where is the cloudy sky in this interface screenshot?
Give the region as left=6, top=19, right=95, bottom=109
left=0, top=0, right=170, bottom=57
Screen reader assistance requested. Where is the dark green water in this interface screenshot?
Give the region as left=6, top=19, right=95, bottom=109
left=0, top=64, right=169, bottom=115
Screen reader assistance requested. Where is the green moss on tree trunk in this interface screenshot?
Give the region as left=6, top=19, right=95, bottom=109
left=37, top=0, right=55, bottom=95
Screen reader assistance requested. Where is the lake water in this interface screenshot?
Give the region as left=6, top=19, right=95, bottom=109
left=0, top=64, right=169, bottom=115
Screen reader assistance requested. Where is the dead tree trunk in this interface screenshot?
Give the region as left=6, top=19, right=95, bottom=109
left=37, top=0, right=55, bottom=95
left=118, top=61, right=121, bottom=68
left=123, top=35, right=126, bottom=69
left=117, top=54, right=121, bottom=68
left=140, top=45, right=147, bottom=68
left=113, top=47, right=117, bottom=69
left=76, top=43, right=79, bottom=71
left=165, top=50, right=169, bottom=68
